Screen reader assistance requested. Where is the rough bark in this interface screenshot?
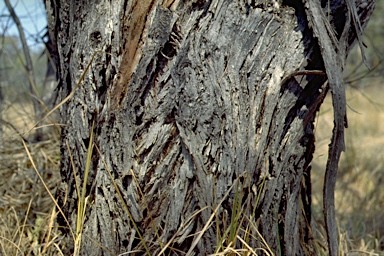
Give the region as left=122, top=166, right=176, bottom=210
left=47, top=0, right=375, bottom=255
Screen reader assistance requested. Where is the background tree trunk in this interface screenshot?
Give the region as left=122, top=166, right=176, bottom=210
left=47, top=0, right=375, bottom=255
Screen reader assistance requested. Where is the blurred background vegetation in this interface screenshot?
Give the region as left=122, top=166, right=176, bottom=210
left=0, top=35, right=46, bottom=99
left=0, top=1, right=383, bottom=255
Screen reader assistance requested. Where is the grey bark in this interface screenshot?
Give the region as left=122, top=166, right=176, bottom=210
left=47, top=0, right=375, bottom=255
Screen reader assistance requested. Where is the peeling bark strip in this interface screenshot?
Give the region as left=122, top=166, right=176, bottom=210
left=111, top=0, right=158, bottom=107
left=304, top=1, right=375, bottom=255
left=49, top=0, right=375, bottom=255
left=304, top=2, right=347, bottom=255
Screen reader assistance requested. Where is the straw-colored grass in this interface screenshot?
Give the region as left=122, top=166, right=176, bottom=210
left=0, top=111, right=62, bottom=255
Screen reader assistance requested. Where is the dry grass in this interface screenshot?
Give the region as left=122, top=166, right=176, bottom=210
left=1, top=83, right=384, bottom=255
left=0, top=102, right=62, bottom=255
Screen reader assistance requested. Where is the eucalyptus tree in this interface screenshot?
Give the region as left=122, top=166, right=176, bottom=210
left=45, top=0, right=375, bottom=255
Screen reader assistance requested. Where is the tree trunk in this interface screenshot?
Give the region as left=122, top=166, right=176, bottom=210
left=47, top=0, right=375, bottom=255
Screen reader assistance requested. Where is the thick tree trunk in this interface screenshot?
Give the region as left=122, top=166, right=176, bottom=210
left=47, top=0, right=375, bottom=255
